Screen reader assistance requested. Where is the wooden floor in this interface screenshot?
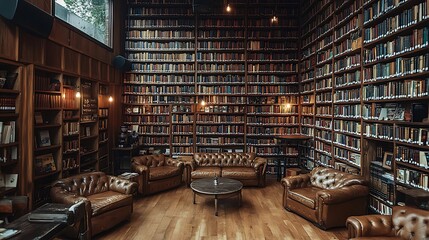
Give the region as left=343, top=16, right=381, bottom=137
left=97, top=178, right=348, bottom=240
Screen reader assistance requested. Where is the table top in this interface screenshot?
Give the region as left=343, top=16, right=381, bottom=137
left=5, top=214, right=67, bottom=240
left=190, top=177, right=243, bottom=195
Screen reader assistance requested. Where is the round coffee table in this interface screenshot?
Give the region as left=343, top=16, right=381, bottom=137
left=190, top=177, right=243, bottom=216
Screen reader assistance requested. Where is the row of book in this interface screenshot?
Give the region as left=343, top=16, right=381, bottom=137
left=395, top=145, right=429, bottom=168
left=316, top=92, right=332, bottom=103
left=248, top=85, right=299, bottom=94
left=197, top=85, right=245, bottom=94
left=62, top=157, right=78, bottom=170
left=364, top=79, right=429, bottom=100
left=364, top=123, right=394, bottom=139
left=317, top=35, right=333, bottom=51
left=125, top=105, right=169, bottom=115
left=0, top=121, right=16, bottom=144
left=199, top=105, right=244, bottom=113
left=334, top=88, right=361, bottom=102
left=334, top=104, right=362, bottom=118
left=315, top=106, right=333, bottom=116
left=248, top=30, right=298, bottom=39
left=63, top=122, right=79, bottom=135
left=364, top=0, right=414, bottom=24
left=172, top=114, right=193, bottom=123
left=395, top=127, right=429, bottom=146
left=171, top=147, right=193, bottom=154
left=335, top=70, right=361, bottom=88
left=369, top=161, right=395, bottom=203
left=63, top=139, right=79, bottom=153
left=247, top=116, right=298, bottom=125
left=317, top=49, right=333, bottom=64
left=63, top=88, right=78, bottom=109
left=128, top=52, right=194, bottom=61
left=99, top=119, right=108, bottom=129
left=334, top=54, right=361, bottom=72
left=125, top=41, right=194, bottom=50
left=248, top=63, right=297, bottom=72
left=363, top=27, right=429, bottom=64
left=0, top=97, right=15, bottom=111
left=315, top=129, right=332, bottom=141
left=197, top=115, right=244, bottom=123
left=334, top=15, right=360, bottom=41
left=198, top=41, right=244, bottom=49
left=316, top=64, right=333, bottom=78
left=363, top=54, right=429, bottom=82
left=195, top=125, right=244, bottom=134
left=127, top=30, right=194, bottom=39
left=333, top=134, right=361, bottom=151
left=0, top=146, right=17, bottom=163
left=35, top=93, right=62, bottom=109
left=247, top=126, right=299, bottom=136
left=172, top=136, right=193, bottom=145
left=334, top=120, right=362, bottom=135
left=397, top=167, right=429, bottom=190
left=126, top=74, right=195, bottom=84
left=333, top=148, right=361, bottom=167
left=334, top=33, right=362, bottom=57
left=247, top=105, right=298, bottom=114
left=337, top=0, right=362, bottom=25
left=124, top=115, right=169, bottom=123
left=128, top=7, right=193, bottom=16
left=132, top=63, right=195, bottom=72
left=124, top=85, right=195, bottom=94
left=363, top=2, right=428, bottom=43
left=362, top=103, right=406, bottom=121
left=127, top=19, right=194, bottom=28
left=302, top=116, right=315, bottom=125
left=197, top=137, right=244, bottom=145
left=369, top=196, right=393, bottom=215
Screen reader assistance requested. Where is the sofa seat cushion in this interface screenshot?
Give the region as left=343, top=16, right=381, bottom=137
left=221, top=167, right=257, bottom=180
left=149, top=166, right=181, bottom=181
left=288, top=186, right=320, bottom=209
left=191, top=167, right=221, bottom=179
left=87, top=191, right=133, bottom=216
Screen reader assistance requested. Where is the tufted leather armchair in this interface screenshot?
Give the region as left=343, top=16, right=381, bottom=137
left=282, top=167, right=369, bottom=229
left=347, top=206, right=429, bottom=239
left=50, top=172, right=137, bottom=237
left=185, top=153, right=267, bottom=187
left=131, top=154, right=184, bottom=196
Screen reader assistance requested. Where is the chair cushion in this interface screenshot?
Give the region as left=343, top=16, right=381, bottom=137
left=221, top=167, right=257, bottom=180
left=87, top=191, right=133, bottom=216
left=288, top=186, right=319, bottom=209
left=149, top=166, right=181, bottom=181
left=191, top=167, right=221, bottom=179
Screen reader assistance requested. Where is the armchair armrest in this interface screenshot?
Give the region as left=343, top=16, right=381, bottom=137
left=346, top=214, right=393, bottom=238
left=253, top=157, right=267, bottom=172
left=131, top=162, right=149, bottom=174
left=50, top=186, right=89, bottom=206
left=107, top=176, right=138, bottom=195
left=281, top=174, right=311, bottom=190
left=316, top=185, right=368, bottom=205
left=166, top=157, right=184, bottom=169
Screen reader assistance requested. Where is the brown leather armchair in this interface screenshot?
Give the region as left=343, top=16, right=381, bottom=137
left=347, top=206, right=429, bottom=239
left=131, top=154, right=184, bottom=196
left=50, top=172, right=137, bottom=237
left=282, top=167, right=369, bottom=229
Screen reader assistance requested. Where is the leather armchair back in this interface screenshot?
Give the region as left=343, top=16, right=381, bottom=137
left=131, top=154, right=166, bottom=167
left=193, top=153, right=256, bottom=167
left=54, top=172, right=110, bottom=197
left=393, top=206, right=429, bottom=239
left=309, top=167, right=367, bottom=190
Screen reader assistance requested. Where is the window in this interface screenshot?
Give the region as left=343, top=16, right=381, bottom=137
left=54, top=0, right=112, bottom=47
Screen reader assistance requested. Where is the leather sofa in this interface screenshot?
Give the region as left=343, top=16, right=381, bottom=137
left=347, top=205, right=429, bottom=239
left=281, top=167, right=369, bottom=229
left=50, top=172, right=137, bottom=237
left=185, top=153, right=267, bottom=187
left=131, top=154, right=184, bottom=196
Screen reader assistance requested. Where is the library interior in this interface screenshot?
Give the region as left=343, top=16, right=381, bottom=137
left=0, top=0, right=429, bottom=239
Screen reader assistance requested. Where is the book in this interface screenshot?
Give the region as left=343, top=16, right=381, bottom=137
left=35, top=154, right=56, bottom=175
left=37, top=130, right=51, bottom=147
left=3, top=72, right=18, bottom=89
left=0, top=173, right=18, bottom=188
left=27, top=203, right=73, bottom=224
left=0, top=229, right=21, bottom=239
left=419, top=151, right=429, bottom=168
left=34, top=112, right=44, bottom=125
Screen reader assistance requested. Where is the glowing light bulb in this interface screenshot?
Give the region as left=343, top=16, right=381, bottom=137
left=62, top=93, right=66, bottom=99
left=201, top=100, right=206, bottom=106
left=271, top=15, right=278, bottom=23
left=108, top=96, right=113, bottom=102
left=75, top=91, right=81, bottom=98
left=226, top=4, right=231, bottom=12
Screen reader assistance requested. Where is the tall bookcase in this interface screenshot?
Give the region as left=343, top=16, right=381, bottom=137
left=124, top=0, right=300, bottom=178
left=300, top=0, right=429, bottom=214
left=0, top=59, right=21, bottom=197
left=98, top=83, right=111, bottom=173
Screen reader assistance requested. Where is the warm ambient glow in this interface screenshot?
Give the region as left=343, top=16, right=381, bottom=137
left=200, top=100, right=206, bottom=106
left=62, top=93, right=66, bottom=99
left=75, top=91, right=81, bottom=98
left=226, top=4, right=231, bottom=12
left=108, top=96, right=113, bottom=102
left=271, top=15, right=278, bottom=24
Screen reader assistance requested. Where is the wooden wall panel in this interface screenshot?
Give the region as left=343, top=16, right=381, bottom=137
left=44, top=41, right=62, bottom=70
left=100, top=62, right=108, bottom=82
left=91, top=59, right=100, bottom=80
left=0, top=19, right=18, bottom=61
left=80, top=55, right=90, bottom=78
left=25, top=0, right=52, bottom=14
left=63, top=48, right=79, bottom=74
left=49, top=20, right=70, bottom=47
left=19, top=31, right=44, bottom=65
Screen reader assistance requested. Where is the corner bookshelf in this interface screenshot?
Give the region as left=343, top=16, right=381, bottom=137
left=32, top=67, right=62, bottom=208
left=62, top=75, right=80, bottom=178
left=80, top=78, right=99, bottom=172
left=98, top=83, right=110, bottom=173
left=0, top=59, right=21, bottom=197
left=362, top=0, right=429, bottom=214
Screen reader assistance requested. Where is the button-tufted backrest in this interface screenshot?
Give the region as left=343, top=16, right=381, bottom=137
left=54, top=172, right=110, bottom=197
left=309, top=167, right=367, bottom=190
left=131, top=154, right=166, bottom=167
left=193, top=153, right=256, bottom=167
left=393, top=206, right=429, bottom=240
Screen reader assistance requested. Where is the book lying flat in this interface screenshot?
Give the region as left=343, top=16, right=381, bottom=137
left=27, top=203, right=73, bottom=224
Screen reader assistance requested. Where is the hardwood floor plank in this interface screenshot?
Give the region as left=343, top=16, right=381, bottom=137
left=95, top=179, right=348, bottom=240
